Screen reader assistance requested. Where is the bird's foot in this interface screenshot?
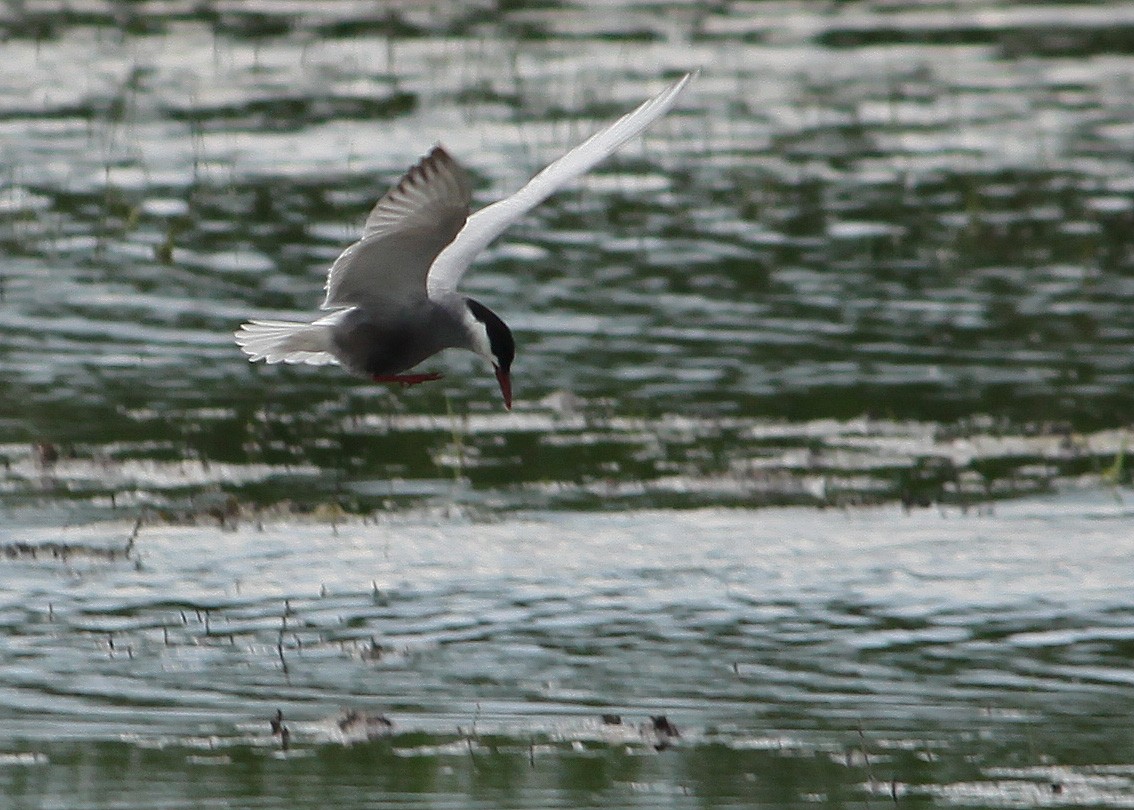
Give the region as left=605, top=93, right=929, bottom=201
left=372, top=372, right=444, bottom=387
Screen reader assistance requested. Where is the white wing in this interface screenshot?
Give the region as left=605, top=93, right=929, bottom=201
left=426, top=71, right=696, bottom=296
left=322, top=146, right=472, bottom=309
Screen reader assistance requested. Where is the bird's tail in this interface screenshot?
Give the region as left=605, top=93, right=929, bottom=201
left=234, top=319, right=337, bottom=366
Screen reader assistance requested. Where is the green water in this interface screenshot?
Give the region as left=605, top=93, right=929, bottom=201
left=3, top=1, right=1134, bottom=807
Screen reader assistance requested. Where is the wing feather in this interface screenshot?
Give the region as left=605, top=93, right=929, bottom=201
left=322, top=146, right=472, bottom=309
left=426, top=72, right=695, bottom=296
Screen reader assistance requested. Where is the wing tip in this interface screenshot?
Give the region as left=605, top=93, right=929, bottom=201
left=668, top=69, right=698, bottom=92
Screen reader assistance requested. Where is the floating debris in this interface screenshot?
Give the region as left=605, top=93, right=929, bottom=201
left=644, top=715, right=681, bottom=751
left=359, top=639, right=386, bottom=661
left=335, top=710, right=394, bottom=744
left=269, top=710, right=290, bottom=751
left=1, top=539, right=130, bottom=563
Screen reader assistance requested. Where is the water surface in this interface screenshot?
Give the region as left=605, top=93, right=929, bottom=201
left=3, top=496, right=1134, bottom=808
left=3, top=1, right=1134, bottom=807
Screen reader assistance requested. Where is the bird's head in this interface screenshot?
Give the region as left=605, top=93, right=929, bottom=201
left=464, top=298, right=515, bottom=410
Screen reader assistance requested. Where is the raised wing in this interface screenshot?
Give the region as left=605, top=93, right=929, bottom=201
left=322, top=146, right=472, bottom=309
left=426, top=71, right=695, bottom=296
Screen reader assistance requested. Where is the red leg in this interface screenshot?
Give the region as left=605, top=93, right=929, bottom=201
left=372, top=372, right=444, bottom=387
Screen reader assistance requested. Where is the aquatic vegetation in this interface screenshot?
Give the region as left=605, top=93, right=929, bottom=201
left=3, top=412, right=1131, bottom=522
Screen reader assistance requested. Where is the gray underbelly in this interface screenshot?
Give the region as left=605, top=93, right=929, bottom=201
left=329, top=308, right=454, bottom=376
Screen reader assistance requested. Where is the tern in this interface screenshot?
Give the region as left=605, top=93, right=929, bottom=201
left=235, top=72, right=694, bottom=409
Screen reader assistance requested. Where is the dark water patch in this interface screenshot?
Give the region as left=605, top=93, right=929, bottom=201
left=818, top=25, right=1005, bottom=50
left=819, top=23, right=1134, bottom=58
left=313, top=11, right=430, bottom=41
left=203, top=9, right=296, bottom=40
left=0, top=6, right=162, bottom=41
left=165, top=92, right=418, bottom=133
left=0, top=736, right=850, bottom=809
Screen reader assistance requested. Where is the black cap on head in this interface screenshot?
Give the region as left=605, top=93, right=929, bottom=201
left=465, top=298, right=515, bottom=409
left=465, top=298, right=514, bottom=372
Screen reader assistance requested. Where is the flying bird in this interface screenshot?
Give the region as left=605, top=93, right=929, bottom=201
left=235, top=72, right=695, bottom=409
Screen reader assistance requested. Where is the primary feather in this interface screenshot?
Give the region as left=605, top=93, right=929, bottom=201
left=426, top=71, right=695, bottom=296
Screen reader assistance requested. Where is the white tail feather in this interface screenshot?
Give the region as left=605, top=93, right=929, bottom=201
left=234, top=319, right=338, bottom=366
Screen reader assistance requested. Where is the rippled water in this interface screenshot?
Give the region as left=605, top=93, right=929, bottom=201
left=4, top=496, right=1134, bottom=808
left=3, top=1, right=1134, bottom=807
